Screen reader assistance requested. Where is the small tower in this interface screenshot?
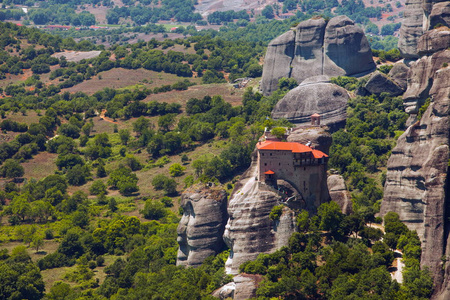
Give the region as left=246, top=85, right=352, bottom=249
left=311, top=113, right=321, bottom=125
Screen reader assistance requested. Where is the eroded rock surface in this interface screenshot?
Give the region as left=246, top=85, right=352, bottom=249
left=328, top=175, right=353, bottom=214
left=398, top=0, right=424, bottom=59
left=364, top=71, right=404, bottom=96
left=271, top=76, right=349, bottom=126
left=398, top=0, right=450, bottom=59
left=380, top=50, right=450, bottom=299
left=177, top=184, right=228, bottom=267
left=418, top=28, right=450, bottom=56
left=223, top=156, right=297, bottom=275
left=388, top=62, right=410, bottom=90
left=261, top=16, right=375, bottom=95
left=287, top=126, right=332, bottom=154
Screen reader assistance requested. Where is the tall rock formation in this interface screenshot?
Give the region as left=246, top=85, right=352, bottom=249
left=380, top=46, right=449, bottom=300
left=398, top=0, right=450, bottom=59
left=261, top=16, right=375, bottom=95
left=223, top=156, right=298, bottom=275
left=176, top=184, right=228, bottom=267
left=224, top=128, right=332, bottom=275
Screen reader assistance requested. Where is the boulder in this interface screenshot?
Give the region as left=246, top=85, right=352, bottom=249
left=261, top=16, right=375, bottom=95
left=234, top=274, right=261, bottom=300
left=388, top=62, right=410, bottom=90
left=212, top=282, right=235, bottom=299
left=418, top=27, right=450, bottom=56
left=328, top=175, right=353, bottom=214
left=364, top=71, right=404, bottom=96
left=287, top=126, right=333, bottom=155
left=176, top=184, right=228, bottom=267
left=271, top=76, right=349, bottom=126
left=379, top=50, right=450, bottom=299
left=429, top=2, right=450, bottom=29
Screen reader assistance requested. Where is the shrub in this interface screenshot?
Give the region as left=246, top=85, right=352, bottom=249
left=269, top=205, right=284, bottom=221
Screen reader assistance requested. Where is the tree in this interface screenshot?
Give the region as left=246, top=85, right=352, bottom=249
left=151, top=174, right=177, bottom=195
left=271, top=127, right=286, bottom=140
left=1, top=159, right=24, bottom=178
left=89, top=180, right=107, bottom=195
left=66, top=164, right=90, bottom=186
left=141, top=199, right=167, bottom=220
left=152, top=174, right=168, bottom=190
left=169, top=163, right=186, bottom=177
left=31, top=235, right=44, bottom=252
left=261, top=5, right=275, bottom=19
left=119, top=129, right=130, bottom=145
left=109, top=198, right=118, bottom=212
left=158, top=113, right=176, bottom=132
left=318, top=201, right=344, bottom=238
left=133, top=116, right=150, bottom=135
left=107, top=166, right=139, bottom=196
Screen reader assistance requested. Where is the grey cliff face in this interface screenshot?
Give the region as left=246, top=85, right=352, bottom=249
left=223, top=156, right=297, bottom=275
left=403, top=50, right=450, bottom=114
left=398, top=0, right=450, bottom=59
left=261, top=16, right=375, bottom=95
left=328, top=174, right=353, bottom=214
left=271, top=76, right=349, bottom=126
left=379, top=50, right=450, bottom=299
left=398, top=0, right=425, bottom=59
left=418, top=28, right=450, bottom=56
left=176, top=184, right=228, bottom=267
left=388, top=62, right=410, bottom=90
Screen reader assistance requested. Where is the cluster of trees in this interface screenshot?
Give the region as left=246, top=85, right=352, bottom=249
left=106, top=0, right=201, bottom=25
left=29, top=8, right=96, bottom=26
left=329, top=91, right=407, bottom=212
left=207, top=10, right=249, bottom=25
left=239, top=203, right=432, bottom=299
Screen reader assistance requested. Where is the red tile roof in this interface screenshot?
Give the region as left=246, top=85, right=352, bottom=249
left=264, top=170, right=275, bottom=174
left=257, top=140, right=328, bottom=157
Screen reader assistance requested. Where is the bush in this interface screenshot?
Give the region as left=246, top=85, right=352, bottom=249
left=96, top=256, right=105, bottom=266
left=45, top=229, right=54, bottom=240
left=160, top=196, right=173, bottom=207
left=169, top=163, right=185, bottom=177
left=269, top=205, right=284, bottom=221
left=89, top=180, right=107, bottom=195
left=141, top=199, right=167, bottom=220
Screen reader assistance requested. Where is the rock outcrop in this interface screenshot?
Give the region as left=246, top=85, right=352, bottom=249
left=379, top=49, right=450, bottom=299
left=328, top=175, right=353, bottom=214
left=398, top=0, right=425, bottom=59
left=261, top=16, right=375, bottom=95
left=271, top=76, right=349, bottom=126
left=388, top=62, right=410, bottom=90
left=176, top=184, right=228, bottom=267
left=223, top=154, right=297, bottom=275
left=398, top=0, right=450, bottom=59
left=418, top=27, right=450, bottom=56
left=363, top=71, right=405, bottom=96
left=287, top=126, right=332, bottom=154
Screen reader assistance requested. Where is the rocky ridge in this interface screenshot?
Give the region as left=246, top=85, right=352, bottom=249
left=381, top=12, right=450, bottom=297
left=261, top=16, right=375, bottom=95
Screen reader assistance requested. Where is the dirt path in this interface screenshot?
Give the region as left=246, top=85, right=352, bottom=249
left=391, top=250, right=404, bottom=283
left=99, top=109, right=119, bottom=124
